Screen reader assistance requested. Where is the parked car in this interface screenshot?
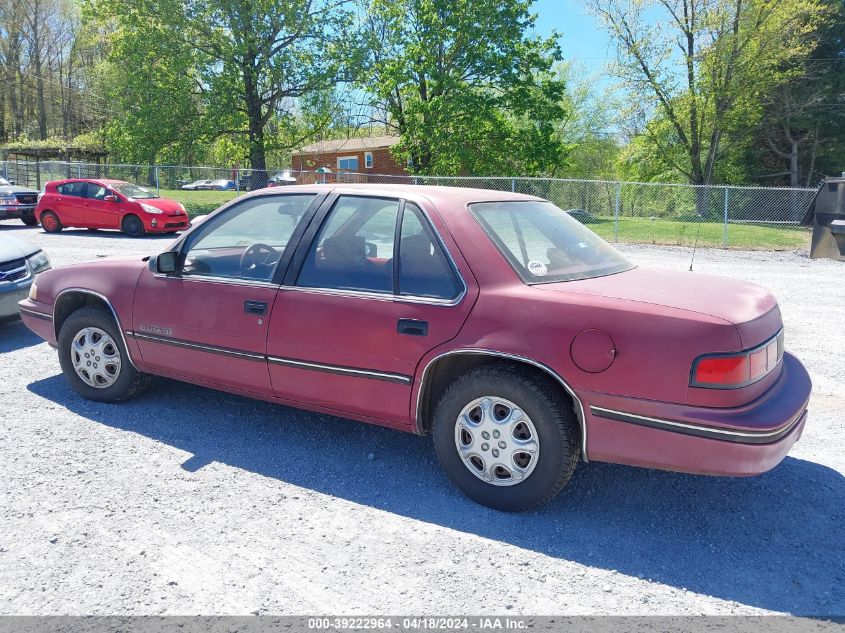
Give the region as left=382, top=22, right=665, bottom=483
left=209, top=179, right=237, bottom=191
left=0, top=177, right=40, bottom=226
left=181, top=180, right=213, bottom=191
left=18, top=185, right=811, bottom=511
left=564, top=208, right=602, bottom=224
left=267, top=171, right=297, bottom=187
left=0, top=235, right=50, bottom=322
left=35, top=179, right=190, bottom=237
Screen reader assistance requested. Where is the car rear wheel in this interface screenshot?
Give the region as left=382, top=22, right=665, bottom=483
left=122, top=214, right=145, bottom=238
left=40, top=211, right=62, bottom=233
left=21, top=212, right=38, bottom=226
left=432, top=365, right=580, bottom=512
left=58, top=307, right=150, bottom=403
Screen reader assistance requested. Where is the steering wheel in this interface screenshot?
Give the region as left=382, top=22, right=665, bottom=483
left=240, top=243, right=279, bottom=278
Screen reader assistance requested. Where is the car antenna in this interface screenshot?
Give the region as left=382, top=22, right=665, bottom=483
left=689, top=217, right=702, bottom=271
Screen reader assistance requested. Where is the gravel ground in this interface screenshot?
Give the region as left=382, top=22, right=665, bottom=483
left=0, top=224, right=843, bottom=616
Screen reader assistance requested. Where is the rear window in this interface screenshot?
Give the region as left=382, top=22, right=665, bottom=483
left=470, top=200, right=634, bottom=283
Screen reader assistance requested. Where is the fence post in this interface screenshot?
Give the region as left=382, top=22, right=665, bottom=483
left=511, top=178, right=516, bottom=193
left=723, top=187, right=729, bottom=247
left=613, top=182, right=621, bottom=242
left=154, top=166, right=160, bottom=195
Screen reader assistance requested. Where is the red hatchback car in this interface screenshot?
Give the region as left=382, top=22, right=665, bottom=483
left=18, top=184, right=811, bottom=511
left=35, top=179, right=190, bottom=237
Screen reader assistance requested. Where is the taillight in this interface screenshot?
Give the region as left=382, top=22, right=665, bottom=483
left=691, top=330, right=784, bottom=389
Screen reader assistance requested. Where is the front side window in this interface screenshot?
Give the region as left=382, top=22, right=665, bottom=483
left=470, top=201, right=634, bottom=283
left=182, top=194, right=315, bottom=281
left=398, top=204, right=462, bottom=300
left=85, top=183, right=109, bottom=200
left=297, top=196, right=399, bottom=293
left=337, top=156, right=359, bottom=171
left=113, top=183, right=158, bottom=199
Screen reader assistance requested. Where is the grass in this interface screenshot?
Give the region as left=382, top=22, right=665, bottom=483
left=159, top=188, right=240, bottom=217
left=156, top=189, right=810, bottom=251
left=587, top=216, right=810, bottom=250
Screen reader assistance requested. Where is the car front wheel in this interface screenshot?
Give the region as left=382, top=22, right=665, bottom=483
left=58, top=307, right=150, bottom=403
left=122, top=214, right=145, bottom=237
left=432, top=365, right=580, bottom=512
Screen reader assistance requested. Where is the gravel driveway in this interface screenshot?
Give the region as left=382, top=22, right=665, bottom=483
left=1, top=224, right=843, bottom=616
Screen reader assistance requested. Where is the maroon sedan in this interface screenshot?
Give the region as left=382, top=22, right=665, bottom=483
left=18, top=185, right=811, bottom=511
left=35, top=179, right=189, bottom=236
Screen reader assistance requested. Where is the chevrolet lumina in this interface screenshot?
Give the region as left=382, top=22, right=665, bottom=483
left=18, top=185, right=811, bottom=511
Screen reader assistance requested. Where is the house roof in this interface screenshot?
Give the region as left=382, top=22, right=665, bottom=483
left=292, top=135, right=400, bottom=155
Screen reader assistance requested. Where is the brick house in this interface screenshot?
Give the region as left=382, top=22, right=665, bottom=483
left=290, top=135, right=408, bottom=183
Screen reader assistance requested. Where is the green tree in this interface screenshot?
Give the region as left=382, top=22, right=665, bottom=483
left=362, top=0, right=569, bottom=176
left=93, top=0, right=355, bottom=171
left=588, top=0, right=833, bottom=185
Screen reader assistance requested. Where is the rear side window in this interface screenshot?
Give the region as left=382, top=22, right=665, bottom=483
left=296, top=197, right=463, bottom=301
left=56, top=182, right=87, bottom=197
left=398, top=204, right=462, bottom=300
left=297, top=196, right=399, bottom=294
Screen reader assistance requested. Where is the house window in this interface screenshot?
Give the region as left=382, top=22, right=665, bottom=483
left=365, top=152, right=374, bottom=169
left=337, top=156, right=359, bottom=171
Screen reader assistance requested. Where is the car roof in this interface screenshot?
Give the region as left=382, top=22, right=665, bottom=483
left=51, top=178, right=128, bottom=186
left=243, top=183, right=544, bottom=210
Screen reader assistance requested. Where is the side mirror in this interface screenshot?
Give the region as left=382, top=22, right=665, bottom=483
left=365, top=241, right=377, bottom=257
left=104, top=194, right=118, bottom=202
left=149, top=251, right=178, bottom=274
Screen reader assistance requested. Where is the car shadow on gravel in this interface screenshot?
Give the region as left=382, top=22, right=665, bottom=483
left=0, top=319, right=42, bottom=351
left=46, top=229, right=180, bottom=240
left=27, top=374, right=845, bottom=616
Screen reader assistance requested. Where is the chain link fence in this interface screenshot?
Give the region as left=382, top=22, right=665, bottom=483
left=1, top=159, right=817, bottom=250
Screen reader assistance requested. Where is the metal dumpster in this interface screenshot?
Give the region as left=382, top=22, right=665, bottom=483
left=802, top=175, right=845, bottom=261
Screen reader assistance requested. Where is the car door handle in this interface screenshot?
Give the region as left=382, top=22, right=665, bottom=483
left=244, top=300, right=267, bottom=315
left=397, top=318, right=428, bottom=336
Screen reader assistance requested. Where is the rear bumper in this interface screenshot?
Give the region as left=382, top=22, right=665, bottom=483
left=0, top=204, right=35, bottom=219
left=583, top=352, right=811, bottom=476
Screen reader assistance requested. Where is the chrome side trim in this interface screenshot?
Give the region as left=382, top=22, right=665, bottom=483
left=53, top=288, right=139, bottom=370
left=152, top=273, right=280, bottom=289
left=415, top=349, right=589, bottom=461
left=19, top=305, right=53, bottom=321
left=126, top=331, right=265, bottom=361
left=267, top=356, right=412, bottom=385
left=589, top=405, right=804, bottom=445
left=278, top=284, right=462, bottom=307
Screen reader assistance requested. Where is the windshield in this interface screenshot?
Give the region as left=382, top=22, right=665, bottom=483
left=113, top=183, right=158, bottom=199
left=470, top=200, right=634, bottom=283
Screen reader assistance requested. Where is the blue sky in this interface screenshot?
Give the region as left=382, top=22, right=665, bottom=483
left=531, top=0, right=614, bottom=77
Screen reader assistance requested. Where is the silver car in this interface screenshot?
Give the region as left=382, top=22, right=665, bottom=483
left=0, top=235, right=51, bottom=322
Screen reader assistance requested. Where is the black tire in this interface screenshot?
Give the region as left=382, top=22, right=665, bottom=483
left=58, top=306, right=151, bottom=403
left=40, top=211, right=63, bottom=233
left=432, top=365, right=580, bottom=512
left=122, top=214, right=145, bottom=237
left=21, top=212, right=38, bottom=226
